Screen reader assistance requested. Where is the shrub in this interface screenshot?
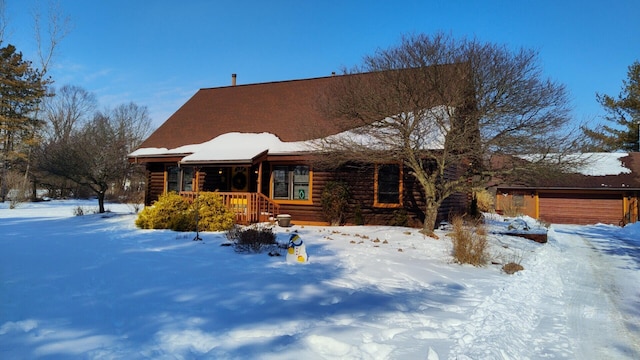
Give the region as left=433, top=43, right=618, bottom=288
left=502, top=262, right=524, bottom=274
left=73, top=206, right=99, bottom=216
left=135, top=192, right=194, bottom=231
left=450, top=216, right=488, bottom=266
left=194, top=192, right=235, bottom=232
left=321, top=181, right=350, bottom=225
left=4, top=170, right=28, bottom=209
left=353, top=203, right=364, bottom=225
left=136, top=192, right=237, bottom=232
left=473, top=188, right=495, bottom=213
left=121, top=189, right=145, bottom=213
left=227, top=224, right=277, bottom=253
left=390, top=209, right=409, bottom=227
left=501, top=251, right=525, bottom=274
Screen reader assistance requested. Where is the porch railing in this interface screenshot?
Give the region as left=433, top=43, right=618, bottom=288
left=180, top=191, right=280, bottom=225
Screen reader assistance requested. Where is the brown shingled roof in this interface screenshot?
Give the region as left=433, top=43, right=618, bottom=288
left=551, top=153, right=640, bottom=189
left=139, top=63, right=474, bottom=151
left=138, top=76, right=346, bottom=149
left=500, top=153, right=640, bottom=190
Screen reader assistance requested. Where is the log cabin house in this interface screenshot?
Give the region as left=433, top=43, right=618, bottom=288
left=129, top=70, right=472, bottom=227
left=494, top=153, right=640, bottom=225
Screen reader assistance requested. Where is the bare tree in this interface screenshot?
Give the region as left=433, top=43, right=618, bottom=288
left=104, top=102, right=152, bottom=198
left=0, top=0, right=7, bottom=43
left=37, top=102, right=152, bottom=212
left=42, top=84, right=97, bottom=142
left=38, top=114, right=118, bottom=212
left=32, top=85, right=96, bottom=197
left=320, top=33, right=582, bottom=234
left=32, top=0, right=71, bottom=75
left=20, top=1, right=71, bottom=196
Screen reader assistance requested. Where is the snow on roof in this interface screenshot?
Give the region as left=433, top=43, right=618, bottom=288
left=572, top=153, right=631, bottom=176
left=182, top=133, right=277, bottom=163
left=131, top=130, right=632, bottom=179
left=520, top=152, right=632, bottom=176
left=129, top=132, right=314, bottom=163
left=129, top=107, right=452, bottom=162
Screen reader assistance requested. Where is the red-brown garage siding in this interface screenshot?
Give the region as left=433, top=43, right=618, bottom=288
left=538, top=192, right=622, bottom=225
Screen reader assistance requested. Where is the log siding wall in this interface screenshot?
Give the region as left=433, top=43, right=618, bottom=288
left=143, top=161, right=469, bottom=228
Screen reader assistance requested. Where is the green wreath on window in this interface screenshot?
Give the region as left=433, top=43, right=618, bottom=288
left=233, top=173, right=247, bottom=190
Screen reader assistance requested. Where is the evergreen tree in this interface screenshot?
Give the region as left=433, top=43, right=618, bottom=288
left=584, top=61, right=640, bottom=151
left=0, top=43, right=49, bottom=201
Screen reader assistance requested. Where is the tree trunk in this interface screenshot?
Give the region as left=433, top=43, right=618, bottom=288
left=97, top=191, right=106, bottom=213
left=0, top=162, right=7, bottom=203
left=422, top=200, right=439, bottom=236
left=31, top=178, right=37, bottom=201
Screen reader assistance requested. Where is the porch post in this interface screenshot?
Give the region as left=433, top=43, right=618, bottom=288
left=193, top=166, right=202, bottom=241
left=163, top=168, right=168, bottom=194
left=257, top=162, right=263, bottom=195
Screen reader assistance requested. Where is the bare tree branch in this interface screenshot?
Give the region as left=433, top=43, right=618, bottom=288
left=0, top=0, right=7, bottom=43
left=32, top=0, right=71, bottom=74
left=318, top=32, right=583, bottom=233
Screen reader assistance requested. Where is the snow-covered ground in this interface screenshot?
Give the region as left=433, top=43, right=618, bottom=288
left=1, top=200, right=639, bottom=359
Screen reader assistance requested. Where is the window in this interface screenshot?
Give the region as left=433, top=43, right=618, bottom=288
left=513, top=193, right=524, bottom=207
left=182, top=167, right=194, bottom=192
left=375, top=163, right=402, bottom=207
left=167, top=166, right=180, bottom=192
left=166, top=166, right=194, bottom=192
left=272, top=165, right=310, bottom=201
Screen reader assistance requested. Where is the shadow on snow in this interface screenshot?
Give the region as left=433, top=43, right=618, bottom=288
left=0, top=214, right=464, bottom=358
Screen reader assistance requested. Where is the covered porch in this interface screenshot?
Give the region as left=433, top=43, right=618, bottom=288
left=179, top=191, right=280, bottom=225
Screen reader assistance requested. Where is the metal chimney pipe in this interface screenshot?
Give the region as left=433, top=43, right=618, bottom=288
left=231, top=73, right=237, bottom=86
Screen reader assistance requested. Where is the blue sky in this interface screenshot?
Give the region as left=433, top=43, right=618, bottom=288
left=4, top=0, right=639, bottom=129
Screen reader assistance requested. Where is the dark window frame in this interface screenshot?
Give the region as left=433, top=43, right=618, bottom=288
left=374, top=163, right=402, bottom=208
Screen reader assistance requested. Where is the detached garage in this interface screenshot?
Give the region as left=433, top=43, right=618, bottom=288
left=538, top=190, right=628, bottom=225
left=495, top=153, right=640, bottom=226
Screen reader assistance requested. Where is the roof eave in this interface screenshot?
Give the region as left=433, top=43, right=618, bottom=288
left=497, top=185, right=640, bottom=191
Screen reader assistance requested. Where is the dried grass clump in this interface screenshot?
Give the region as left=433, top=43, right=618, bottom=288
left=450, top=216, right=489, bottom=266
left=502, top=262, right=524, bottom=274
left=501, top=199, right=523, bottom=217
left=474, top=188, right=495, bottom=213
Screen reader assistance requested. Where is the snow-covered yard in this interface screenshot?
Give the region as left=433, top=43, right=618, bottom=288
left=1, top=200, right=639, bottom=359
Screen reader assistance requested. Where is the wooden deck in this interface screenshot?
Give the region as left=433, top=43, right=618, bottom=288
left=180, top=191, right=280, bottom=225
